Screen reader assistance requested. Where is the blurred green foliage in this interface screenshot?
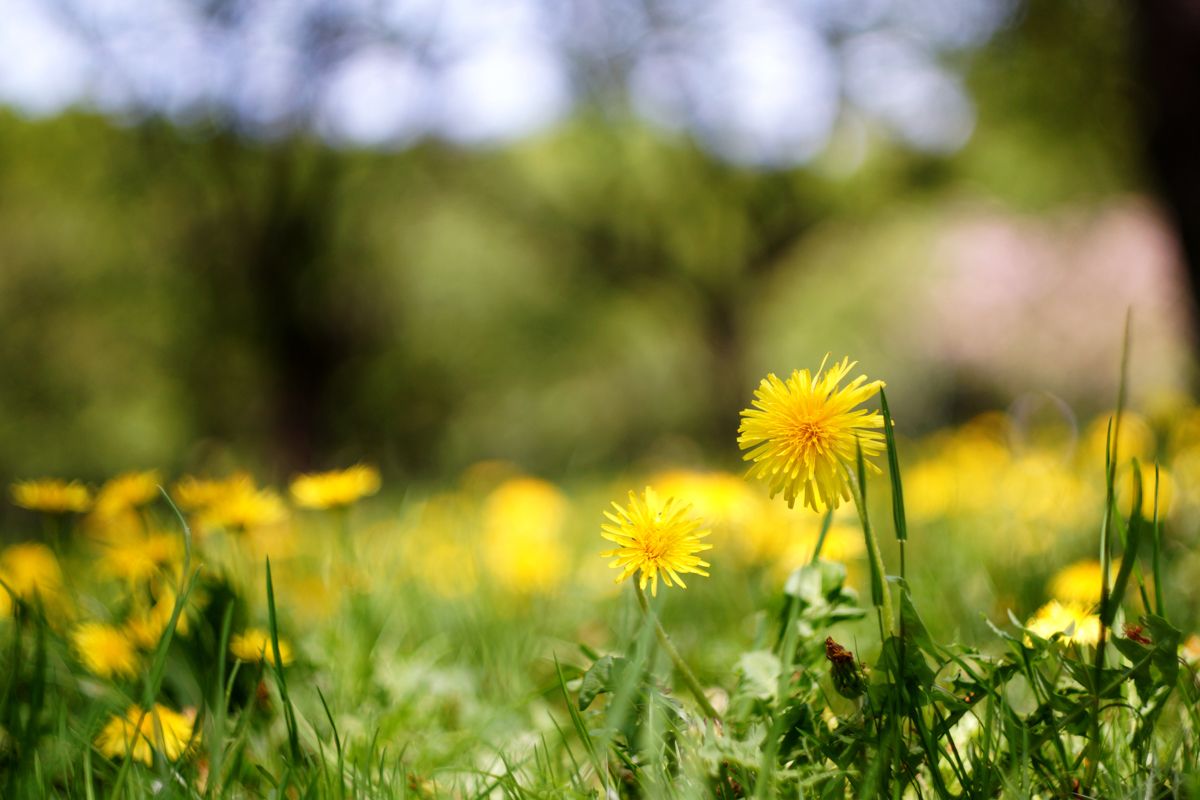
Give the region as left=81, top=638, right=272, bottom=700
left=0, top=1, right=1153, bottom=487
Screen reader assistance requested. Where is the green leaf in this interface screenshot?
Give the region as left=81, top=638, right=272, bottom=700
left=577, top=655, right=628, bottom=711
left=735, top=651, right=781, bottom=702
left=900, top=592, right=935, bottom=656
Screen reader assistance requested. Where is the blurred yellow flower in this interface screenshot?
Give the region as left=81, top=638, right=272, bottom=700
left=95, top=704, right=198, bottom=765
left=93, top=470, right=161, bottom=517
left=203, top=485, right=288, bottom=530
left=125, top=589, right=189, bottom=649
left=1117, top=463, right=1173, bottom=519
left=775, top=522, right=864, bottom=581
left=482, top=477, right=569, bottom=594
left=72, top=622, right=140, bottom=679
left=98, top=533, right=181, bottom=586
left=1084, top=411, right=1154, bottom=466
left=11, top=479, right=92, bottom=513
left=650, top=470, right=762, bottom=539
left=83, top=507, right=145, bottom=544
left=1026, top=600, right=1100, bottom=646
left=738, top=357, right=885, bottom=511
left=290, top=464, right=380, bottom=509
left=1047, top=560, right=1106, bottom=605
left=1003, top=452, right=1096, bottom=541
left=600, top=487, right=711, bottom=597
left=230, top=628, right=294, bottom=666
left=0, top=542, right=64, bottom=602
left=172, top=472, right=254, bottom=511
left=241, top=522, right=298, bottom=561
left=907, top=421, right=1013, bottom=522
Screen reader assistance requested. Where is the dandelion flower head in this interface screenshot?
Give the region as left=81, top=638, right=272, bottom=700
left=202, top=484, right=287, bottom=530
left=290, top=464, right=380, bottom=509
left=172, top=472, right=254, bottom=512
left=98, top=532, right=182, bottom=586
left=0, top=542, right=64, bottom=601
left=230, top=627, right=294, bottom=666
left=124, top=588, right=190, bottom=649
left=738, top=357, right=885, bottom=511
left=72, top=622, right=141, bottom=679
left=600, top=486, right=712, bottom=597
left=95, top=704, right=198, bottom=765
left=11, top=478, right=92, bottom=514
left=93, top=470, right=161, bottom=517
left=1026, top=600, right=1100, bottom=646
left=482, top=477, right=569, bottom=595
left=1047, top=560, right=1106, bottom=605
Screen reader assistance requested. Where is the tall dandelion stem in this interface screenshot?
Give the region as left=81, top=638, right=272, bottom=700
left=634, top=583, right=720, bottom=721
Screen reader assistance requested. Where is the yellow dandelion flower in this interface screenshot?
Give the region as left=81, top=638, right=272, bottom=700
left=83, top=506, right=145, bottom=545
left=11, top=479, right=92, bottom=513
left=202, top=484, right=288, bottom=530
left=172, top=473, right=254, bottom=511
left=98, top=533, right=182, bottom=586
left=229, top=628, right=294, bottom=666
left=289, top=464, right=381, bottom=510
left=482, top=477, right=569, bottom=594
left=738, top=357, right=885, bottom=511
left=95, top=704, right=198, bottom=765
left=650, top=470, right=762, bottom=534
left=1026, top=600, right=1100, bottom=646
left=1084, top=411, right=1154, bottom=466
left=125, top=589, right=189, bottom=649
left=1117, top=463, right=1173, bottom=519
left=1047, top=560, right=1108, bottom=605
left=93, top=470, right=161, bottom=517
left=72, top=622, right=140, bottom=679
left=774, top=522, right=865, bottom=582
left=0, top=543, right=64, bottom=601
left=600, top=487, right=712, bottom=597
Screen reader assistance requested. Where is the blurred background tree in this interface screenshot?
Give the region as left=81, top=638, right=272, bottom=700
left=0, top=0, right=1192, bottom=487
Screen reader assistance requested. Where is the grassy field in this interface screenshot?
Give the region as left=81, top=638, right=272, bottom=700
left=3, top=358, right=1200, bottom=798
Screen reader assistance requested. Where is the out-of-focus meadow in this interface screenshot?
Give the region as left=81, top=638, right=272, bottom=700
left=5, top=1, right=1200, bottom=796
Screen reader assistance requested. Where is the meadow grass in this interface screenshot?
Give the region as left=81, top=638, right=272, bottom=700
left=2, top=361, right=1200, bottom=797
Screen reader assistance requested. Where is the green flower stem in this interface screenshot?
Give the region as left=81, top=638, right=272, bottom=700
left=634, top=583, right=721, bottom=722
left=863, top=515, right=895, bottom=639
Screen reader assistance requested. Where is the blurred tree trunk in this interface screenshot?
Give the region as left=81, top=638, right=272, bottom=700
left=243, top=144, right=344, bottom=471
left=1133, top=0, right=1200, bottom=339
left=174, top=131, right=357, bottom=473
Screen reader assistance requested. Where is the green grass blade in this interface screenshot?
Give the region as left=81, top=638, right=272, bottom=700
left=266, top=557, right=303, bottom=764
left=879, top=388, right=907, bottom=544
left=1104, top=459, right=1145, bottom=626
left=1151, top=463, right=1165, bottom=617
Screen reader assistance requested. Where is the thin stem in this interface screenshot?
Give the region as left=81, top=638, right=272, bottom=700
left=633, top=583, right=721, bottom=721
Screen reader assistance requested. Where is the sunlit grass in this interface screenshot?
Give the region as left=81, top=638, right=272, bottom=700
left=2, top=359, right=1200, bottom=797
